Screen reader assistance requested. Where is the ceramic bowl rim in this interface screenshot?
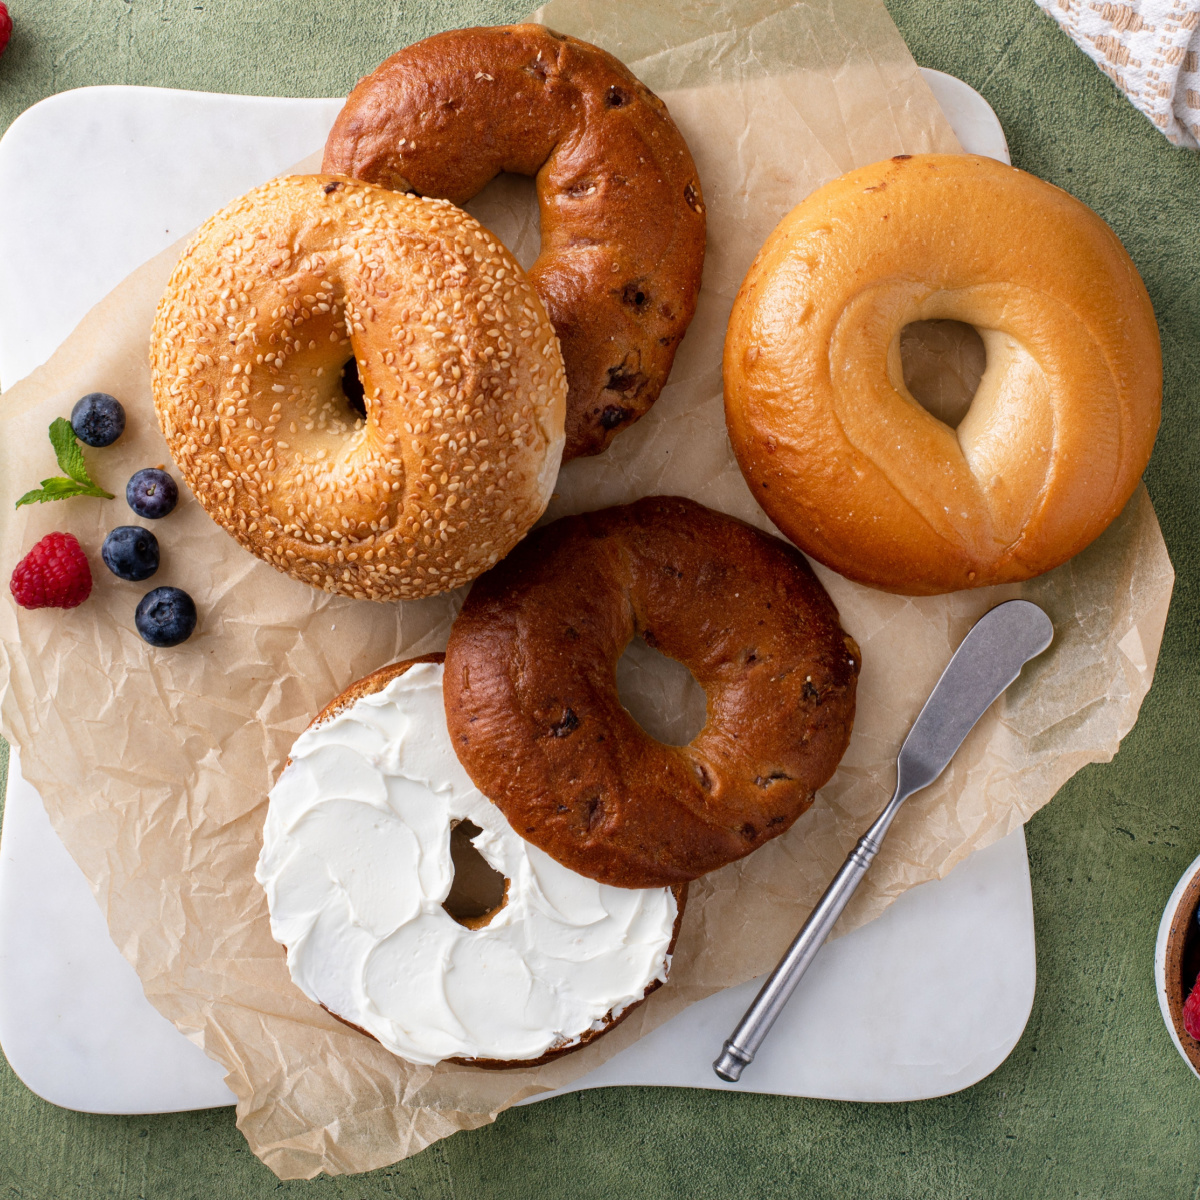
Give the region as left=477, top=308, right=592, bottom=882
left=1155, top=850, right=1200, bottom=1080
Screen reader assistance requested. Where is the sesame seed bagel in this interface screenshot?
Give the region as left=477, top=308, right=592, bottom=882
left=150, top=173, right=567, bottom=601
left=322, top=23, right=706, bottom=461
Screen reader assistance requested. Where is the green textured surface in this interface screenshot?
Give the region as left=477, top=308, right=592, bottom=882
left=1, top=0, right=1199, bottom=1194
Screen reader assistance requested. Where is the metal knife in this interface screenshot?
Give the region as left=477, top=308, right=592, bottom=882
left=713, top=598, right=1054, bottom=1082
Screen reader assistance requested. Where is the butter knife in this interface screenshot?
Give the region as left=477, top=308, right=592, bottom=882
left=713, top=598, right=1054, bottom=1082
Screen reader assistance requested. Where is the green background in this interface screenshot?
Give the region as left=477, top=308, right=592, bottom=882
left=2, top=0, right=1199, bottom=1195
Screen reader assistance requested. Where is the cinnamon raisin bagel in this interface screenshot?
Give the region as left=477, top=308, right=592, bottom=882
left=443, top=497, right=860, bottom=889
left=256, top=654, right=685, bottom=1068
left=322, top=23, right=706, bottom=461
left=723, top=153, right=1162, bottom=595
left=151, top=174, right=566, bottom=601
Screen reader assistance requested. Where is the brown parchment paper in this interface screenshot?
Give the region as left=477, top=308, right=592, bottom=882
left=0, top=0, right=1174, bottom=1181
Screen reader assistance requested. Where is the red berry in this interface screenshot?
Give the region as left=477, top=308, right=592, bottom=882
left=0, top=5, right=11, bottom=57
left=1185, top=980, right=1200, bottom=1042
left=10, top=533, right=93, bottom=610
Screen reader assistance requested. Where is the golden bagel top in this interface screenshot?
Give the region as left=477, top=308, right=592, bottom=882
left=723, top=153, right=1161, bottom=595
left=150, top=174, right=566, bottom=601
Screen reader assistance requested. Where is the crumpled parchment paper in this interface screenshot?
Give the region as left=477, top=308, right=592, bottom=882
left=0, top=0, right=1173, bottom=1180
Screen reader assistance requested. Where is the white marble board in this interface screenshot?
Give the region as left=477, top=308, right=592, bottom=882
left=0, top=75, right=1029, bottom=1116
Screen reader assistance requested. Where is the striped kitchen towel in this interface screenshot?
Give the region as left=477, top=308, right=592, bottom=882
left=1036, top=0, right=1200, bottom=148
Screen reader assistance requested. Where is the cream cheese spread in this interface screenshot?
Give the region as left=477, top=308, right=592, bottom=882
left=256, top=661, right=678, bottom=1065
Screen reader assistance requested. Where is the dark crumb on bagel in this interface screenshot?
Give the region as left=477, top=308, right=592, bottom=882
left=599, top=405, right=632, bottom=430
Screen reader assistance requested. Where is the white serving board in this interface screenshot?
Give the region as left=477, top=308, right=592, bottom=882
left=0, top=76, right=1026, bottom=1116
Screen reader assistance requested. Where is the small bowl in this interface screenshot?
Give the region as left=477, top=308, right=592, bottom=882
left=1155, top=851, right=1200, bottom=1079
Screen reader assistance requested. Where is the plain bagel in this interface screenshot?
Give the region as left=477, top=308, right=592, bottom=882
left=150, top=173, right=566, bottom=601
left=723, top=153, right=1162, bottom=595
left=322, top=23, right=706, bottom=461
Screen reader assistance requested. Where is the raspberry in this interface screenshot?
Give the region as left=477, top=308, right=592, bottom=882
left=0, top=5, right=11, bottom=58
left=1185, top=979, right=1200, bottom=1042
left=10, top=533, right=93, bottom=610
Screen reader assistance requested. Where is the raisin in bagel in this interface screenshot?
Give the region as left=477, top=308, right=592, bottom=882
left=443, top=497, right=860, bottom=889
left=322, top=23, right=706, bottom=461
left=256, top=654, right=685, bottom=1068
left=723, top=153, right=1162, bottom=595
left=151, top=174, right=566, bottom=601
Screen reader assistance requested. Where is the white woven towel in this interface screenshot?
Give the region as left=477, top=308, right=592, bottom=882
left=1036, top=0, right=1200, bottom=149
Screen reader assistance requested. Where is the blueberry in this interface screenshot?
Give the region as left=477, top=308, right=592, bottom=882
left=71, top=393, right=126, bottom=447
left=101, top=526, right=160, bottom=582
left=126, top=468, right=178, bottom=519
left=135, top=586, right=197, bottom=647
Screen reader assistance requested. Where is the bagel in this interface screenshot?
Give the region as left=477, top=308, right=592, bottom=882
left=255, top=655, right=685, bottom=1068
left=322, top=23, right=706, bottom=461
left=443, top=497, right=860, bottom=890
left=150, top=173, right=566, bottom=601
left=723, top=153, right=1162, bottom=595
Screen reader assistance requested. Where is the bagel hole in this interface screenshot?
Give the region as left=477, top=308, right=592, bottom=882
left=616, top=636, right=707, bottom=747
left=900, top=319, right=986, bottom=429
left=340, top=357, right=367, bottom=420
left=443, top=820, right=509, bottom=930
left=464, top=174, right=540, bottom=271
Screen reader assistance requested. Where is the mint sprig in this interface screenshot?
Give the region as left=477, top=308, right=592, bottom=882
left=15, top=418, right=115, bottom=508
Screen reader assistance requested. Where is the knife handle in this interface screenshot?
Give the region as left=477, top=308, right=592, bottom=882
left=713, top=812, right=893, bottom=1082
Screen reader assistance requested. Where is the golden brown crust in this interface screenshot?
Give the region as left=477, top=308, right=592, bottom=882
left=304, top=652, right=684, bottom=1070
left=723, top=153, right=1162, bottom=596
left=322, top=23, right=706, bottom=461
left=443, top=496, right=860, bottom=889
left=151, top=174, right=566, bottom=602
left=309, top=653, right=446, bottom=729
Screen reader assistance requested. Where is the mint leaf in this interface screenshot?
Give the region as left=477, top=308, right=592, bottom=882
left=49, top=417, right=91, bottom=484
left=13, top=419, right=115, bottom=509
left=17, top=479, right=92, bottom=507
left=15, top=476, right=113, bottom=507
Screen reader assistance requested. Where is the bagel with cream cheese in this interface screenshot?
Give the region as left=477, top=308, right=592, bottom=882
left=256, top=655, right=685, bottom=1068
